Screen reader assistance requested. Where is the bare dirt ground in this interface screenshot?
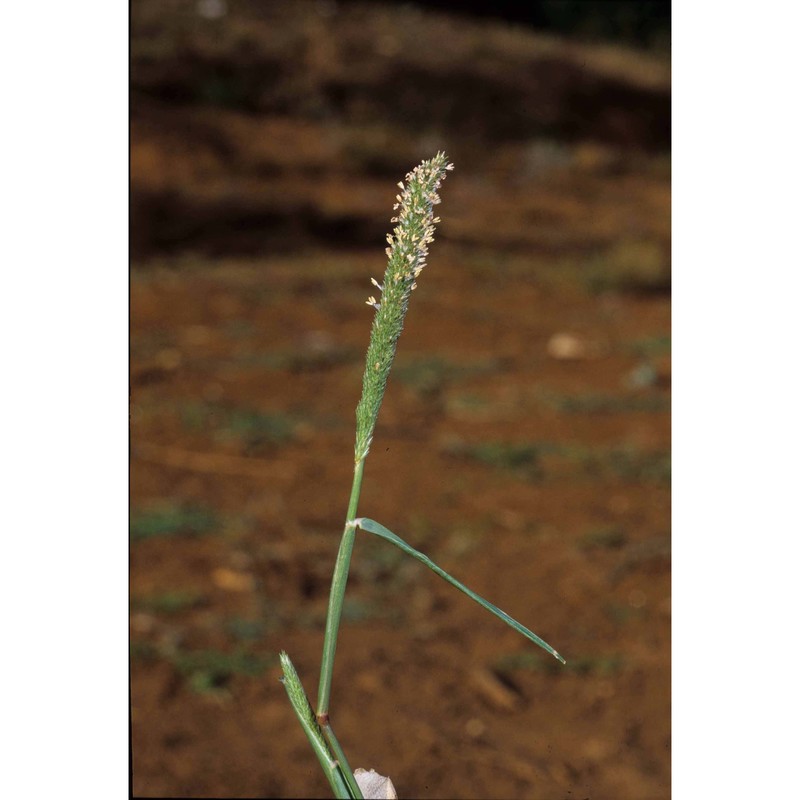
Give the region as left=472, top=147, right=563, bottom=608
left=130, top=2, right=670, bottom=797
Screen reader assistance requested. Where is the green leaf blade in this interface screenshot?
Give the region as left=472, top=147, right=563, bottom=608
left=355, top=518, right=566, bottom=664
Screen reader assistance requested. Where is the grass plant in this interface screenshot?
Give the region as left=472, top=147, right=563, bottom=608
left=279, top=154, right=565, bottom=798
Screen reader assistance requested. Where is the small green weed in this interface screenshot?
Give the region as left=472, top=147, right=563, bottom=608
left=627, top=334, right=671, bottom=358
left=225, top=408, right=294, bottom=442
left=171, top=647, right=272, bottom=695
left=131, top=590, right=205, bottom=613
left=537, top=389, right=669, bottom=414
left=456, top=442, right=545, bottom=472
left=225, top=617, right=270, bottom=642
left=180, top=401, right=296, bottom=448
left=130, top=504, right=219, bottom=542
left=445, top=393, right=492, bottom=414
left=394, top=356, right=501, bottom=397
left=445, top=439, right=670, bottom=484
left=495, top=650, right=623, bottom=677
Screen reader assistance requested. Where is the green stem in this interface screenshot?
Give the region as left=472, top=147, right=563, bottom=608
left=317, top=457, right=366, bottom=717
left=322, top=721, right=364, bottom=800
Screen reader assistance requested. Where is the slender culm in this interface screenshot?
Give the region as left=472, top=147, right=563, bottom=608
left=354, top=152, right=453, bottom=462
left=316, top=153, right=453, bottom=723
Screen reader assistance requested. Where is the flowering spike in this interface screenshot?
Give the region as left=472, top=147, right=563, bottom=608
left=354, top=153, right=452, bottom=462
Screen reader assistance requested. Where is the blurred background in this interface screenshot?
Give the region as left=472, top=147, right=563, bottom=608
left=130, top=1, right=670, bottom=797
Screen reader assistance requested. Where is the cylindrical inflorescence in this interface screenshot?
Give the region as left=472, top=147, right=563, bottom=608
left=354, top=152, right=453, bottom=462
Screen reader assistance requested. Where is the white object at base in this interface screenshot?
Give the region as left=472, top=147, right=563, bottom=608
left=354, top=768, right=398, bottom=799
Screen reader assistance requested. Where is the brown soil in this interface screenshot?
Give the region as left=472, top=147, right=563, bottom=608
left=131, top=3, right=670, bottom=798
